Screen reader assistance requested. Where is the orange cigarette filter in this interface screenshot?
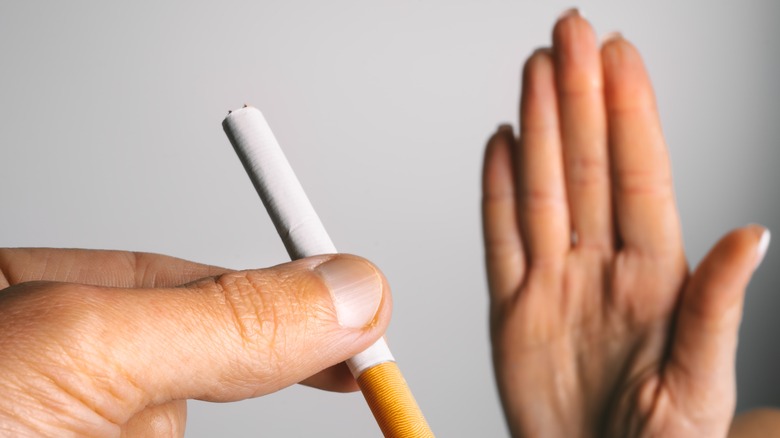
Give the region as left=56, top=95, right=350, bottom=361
left=357, top=361, right=435, bottom=438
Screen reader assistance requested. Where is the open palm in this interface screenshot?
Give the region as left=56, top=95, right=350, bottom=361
left=482, top=10, right=768, bottom=437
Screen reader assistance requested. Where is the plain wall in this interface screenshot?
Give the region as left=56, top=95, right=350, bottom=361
left=1, top=1, right=778, bottom=436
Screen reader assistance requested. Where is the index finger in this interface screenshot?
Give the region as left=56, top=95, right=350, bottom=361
left=0, top=248, right=228, bottom=289
left=602, top=36, right=683, bottom=254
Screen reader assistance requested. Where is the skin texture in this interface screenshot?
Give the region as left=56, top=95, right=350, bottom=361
left=0, top=249, right=391, bottom=437
left=482, top=9, right=771, bottom=438
left=729, top=409, right=780, bottom=438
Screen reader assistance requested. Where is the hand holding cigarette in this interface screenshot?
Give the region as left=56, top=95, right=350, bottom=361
left=0, top=249, right=391, bottom=435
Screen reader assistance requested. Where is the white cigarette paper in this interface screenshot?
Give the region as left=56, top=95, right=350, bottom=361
left=222, top=106, right=394, bottom=376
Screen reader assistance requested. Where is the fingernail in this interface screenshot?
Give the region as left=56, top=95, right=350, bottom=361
left=756, top=228, right=771, bottom=270
left=558, top=7, right=582, bottom=20
left=317, top=257, right=383, bottom=328
left=601, top=31, right=623, bottom=44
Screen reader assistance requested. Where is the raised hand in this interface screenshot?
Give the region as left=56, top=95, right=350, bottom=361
left=482, top=10, right=769, bottom=437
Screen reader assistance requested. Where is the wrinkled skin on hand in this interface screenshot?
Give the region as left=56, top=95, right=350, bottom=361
left=0, top=249, right=390, bottom=437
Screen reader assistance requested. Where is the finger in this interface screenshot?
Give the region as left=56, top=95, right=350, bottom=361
left=300, top=362, right=359, bottom=392
left=553, top=10, right=612, bottom=250
left=0, top=254, right=390, bottom=430
left=602, top=35, right=682, bottom=254
left=666, top=226, right=770, bottom=410
left=518, top=48, right=570, bottom=264
left=120, top=400, right=186, bottom=438
left=482, top=126, right=525, bottom=304
left=0, top=248, right=228, bottom=288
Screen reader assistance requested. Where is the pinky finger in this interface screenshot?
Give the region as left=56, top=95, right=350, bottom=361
left=482, top=127, right=525, bottom=305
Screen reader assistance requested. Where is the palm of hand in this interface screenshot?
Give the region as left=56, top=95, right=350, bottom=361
left=483, top=11, right=764, bottom=438
left=493, top=240, right=688, bottom=437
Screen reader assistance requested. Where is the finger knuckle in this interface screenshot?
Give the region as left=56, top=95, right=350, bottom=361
left=614, top=167, right=672, bottom=198
left=522, top=187, right=567, bottom=214
left=213, top=271, right=320, bottom=367
left=567, top=154, right=608, bottom=188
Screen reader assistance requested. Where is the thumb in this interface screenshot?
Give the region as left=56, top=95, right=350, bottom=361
left=666, top=225, right=770, bottom=409
left=1, top=254, right=390, bottom=430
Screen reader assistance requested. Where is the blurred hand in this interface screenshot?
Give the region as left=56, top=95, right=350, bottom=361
left=482, top=9, right=770, bottom=437
left=0, top=249, right=390, bottom=437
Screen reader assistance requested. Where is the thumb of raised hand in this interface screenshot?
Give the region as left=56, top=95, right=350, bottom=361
left=665, top=225, right=769, bottom=433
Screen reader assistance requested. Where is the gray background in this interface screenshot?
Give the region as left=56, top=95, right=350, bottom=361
left=1, top=1, right=778, bottom=436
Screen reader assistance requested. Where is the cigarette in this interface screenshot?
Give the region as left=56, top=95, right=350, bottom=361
left=223, top=106, right=434, bottom=438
